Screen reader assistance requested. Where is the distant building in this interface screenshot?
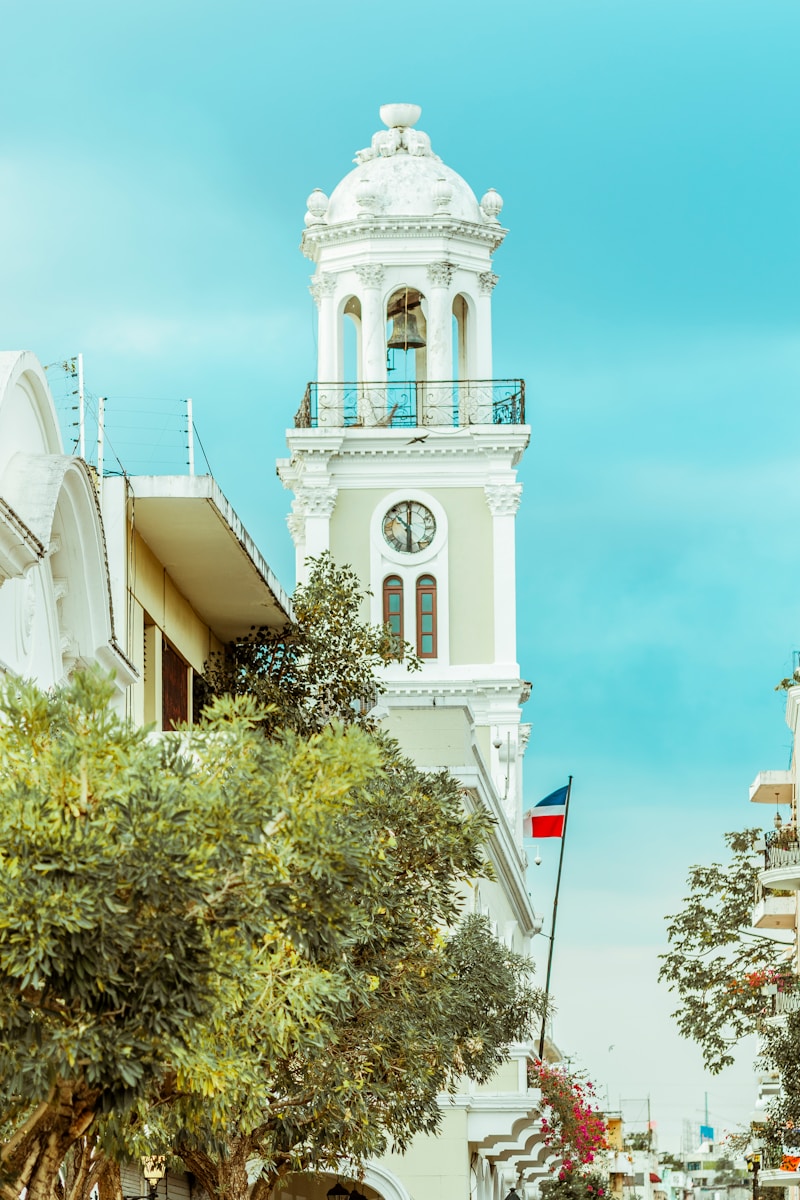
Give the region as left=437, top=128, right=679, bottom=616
left=748, top=718, right=800, bottom=1188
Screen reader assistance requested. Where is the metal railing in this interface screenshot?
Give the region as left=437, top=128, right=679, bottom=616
left=764, top=830, right=800, bottom=871
left=294, top=379, right=525, bottom=429
left=772, top=988, right=800, bottom=1018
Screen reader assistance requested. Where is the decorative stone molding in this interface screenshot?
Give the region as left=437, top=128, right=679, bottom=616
left=433, top=176, right=452, bottom=210
left=484, top=483, right=522, bottom=516
left=304, top=188, right=329, bottom=227
left=301, top=217, right=508, bottom=258
left=355, top=176, right=380, bottom=216
left=427, top=261, right=455, bottom=287
left=353, top=263, right=386, bottom=289
left=286, top=511, right=306, bottom=547
left=354, top=105, right=437, bottom=165
left=480, top=187, right=504, bottom=222
left=308, top=272, right=337, bottom=306
left=296, top=486, right=338, bottom=518
left=15, top=571, right=36, bottom=658
left=478, top=270, right=500, bottom=295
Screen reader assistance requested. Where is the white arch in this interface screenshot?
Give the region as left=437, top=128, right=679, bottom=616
left=361, top=1162, right=414, bottom=1200
left=1, top=451, right=135, bottom=690
left=0, top=351, right=62, bottom=478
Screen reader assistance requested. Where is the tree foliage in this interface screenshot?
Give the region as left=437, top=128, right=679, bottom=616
left=539, top=1170, right=607, bottom=1200
left=0, top=555, right=544, bottom=1200
left=0, top=670, right=382, bottom=1200
left=195, top=552, right=418, bottom=737
left=758, top=1010, right=800, bottom=1162
left=154, top=564, right=547, bottom=1197
left=659, top=829, right=785, bottom=1072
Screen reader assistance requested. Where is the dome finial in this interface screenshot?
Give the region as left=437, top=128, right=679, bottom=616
left=380, top=103, right=421, bottom=129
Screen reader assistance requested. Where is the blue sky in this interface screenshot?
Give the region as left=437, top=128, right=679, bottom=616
left=3, top=0, right=800, bottom=1152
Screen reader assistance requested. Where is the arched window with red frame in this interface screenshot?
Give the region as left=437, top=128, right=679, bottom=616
left=383, top=575, right=404, bottom=643
left=416, top=575, right=437, bottom=658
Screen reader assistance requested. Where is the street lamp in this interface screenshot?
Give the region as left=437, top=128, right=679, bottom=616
left=326, top=1185, right=351, bottom=1200
left=124, top=1155, right=167, bottom=1200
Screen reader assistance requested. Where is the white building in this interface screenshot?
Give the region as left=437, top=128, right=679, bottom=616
left=748, top=715, right=800, bottom=1190
left=0, top=349, right=290, bottom=713
left=277, top=103, right=550, bottom=1200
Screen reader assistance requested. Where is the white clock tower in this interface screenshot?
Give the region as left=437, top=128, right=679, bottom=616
left=278, top=104, right=548, bottom=1200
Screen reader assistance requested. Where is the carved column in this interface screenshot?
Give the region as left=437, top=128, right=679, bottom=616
left=291, top=485, right=338, bottom=582
left=425, top=262, right=455, bottom=388
left=310, top=273, right=340, bottom=426
left=354, top=264, right=386, bottom=423
left=475, top=270, right=498, bottom=387
left=485, top=482, right=522, bottom=668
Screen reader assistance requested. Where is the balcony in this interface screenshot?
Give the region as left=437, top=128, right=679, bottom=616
left=759, top=1142, right=800, bottom=1186
left=752, top=880, right=796, bottom=930
left=765, top=985, right=800, bottom=1028
left=750, top=769, right=794, bottom=806
left=760, top=830, right=800, bottom=891
left=294, top=379, right=525, bottom=429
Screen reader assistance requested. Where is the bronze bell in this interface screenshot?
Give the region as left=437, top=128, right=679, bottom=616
left=387, top=308, right=426, bottom=351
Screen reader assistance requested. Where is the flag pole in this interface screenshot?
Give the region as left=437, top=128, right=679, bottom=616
left=537, top=775, right=573, bottom=1060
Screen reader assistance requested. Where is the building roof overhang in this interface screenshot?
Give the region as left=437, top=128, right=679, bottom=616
left=128, top=475, right=292, bottom=642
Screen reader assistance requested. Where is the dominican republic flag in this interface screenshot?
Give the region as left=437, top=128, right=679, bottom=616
left=524, top=785, right=569, bottom=839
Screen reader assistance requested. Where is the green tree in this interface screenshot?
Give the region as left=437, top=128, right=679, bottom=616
left=659, top=829, right=785, bottom=1072
left=0, top=670, right=382, bottom=1200
left=0, top=557, right=544, bottom=1200
left=135, top=746, right=544, bottom=1200
left=195, top=553, right=418, bottom=737
left=758, top=1010, right=800, bottom=1164
left=133, top=557, right=546, bottom=1200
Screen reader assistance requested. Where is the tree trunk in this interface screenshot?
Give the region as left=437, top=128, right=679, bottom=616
left=63, top=1138, right=120, bottom=1200
left=0, top=1080, right=99, bottom=1200
left=179, top=1140, right=253, bottom=1200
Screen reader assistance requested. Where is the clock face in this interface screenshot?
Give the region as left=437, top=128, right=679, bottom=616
left=383, top=501, right=436, bottom=554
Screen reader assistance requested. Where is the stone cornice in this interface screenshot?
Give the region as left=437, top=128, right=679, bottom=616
left=286, top=425, right=530, bottom=460
left=301, top=216, right=508, bottom=258
left=383, top=678, right=528, bottom=701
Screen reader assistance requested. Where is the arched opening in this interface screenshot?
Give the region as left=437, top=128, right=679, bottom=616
left=386, top=287, right=427, bottom=424
left=342, top=295, right=362, bottom=425
left=452, top=294, right=469, bottom=380
left=383, top=574, right=404, bottom=644
left=452, top=293, right=472, bottom=424
left=416, top=574, right=437, bottom=659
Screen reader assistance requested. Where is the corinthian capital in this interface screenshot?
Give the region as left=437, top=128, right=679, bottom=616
left=286, top=512, right=306, bottom=547
left=308, top=273, right=337, bottom=306
left=484, top=483, right=522, bottom=516
left=354, top=263, right=386, bottom=289
left=478, top=271, right=499, bottom=295
left=296, top=486, right=339, bottom=518
left=427, top=261, right=455, bottom=288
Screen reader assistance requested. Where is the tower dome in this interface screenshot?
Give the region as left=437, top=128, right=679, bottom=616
left=303, top=104, right=501, bottom=233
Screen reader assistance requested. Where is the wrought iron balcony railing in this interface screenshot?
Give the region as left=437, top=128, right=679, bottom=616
left=764, top=830, right=800, bottom=871
left=294, top=379, right=525, bottom=430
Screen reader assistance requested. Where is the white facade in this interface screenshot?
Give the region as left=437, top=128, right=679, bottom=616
left=279, top=104, right=547, bottom=1200
left=0, top=350, right=291, bottom=721
left=0, top=350, right=135, bottom=697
